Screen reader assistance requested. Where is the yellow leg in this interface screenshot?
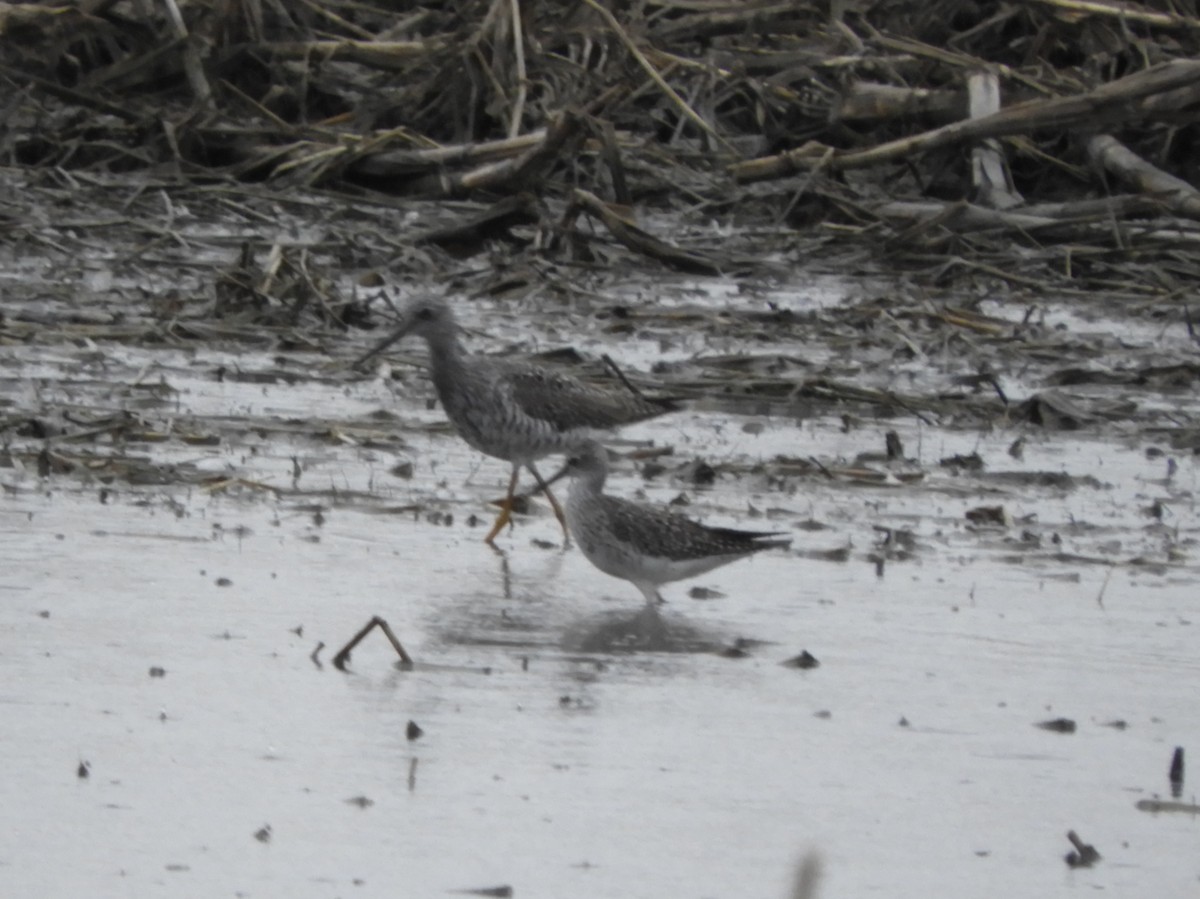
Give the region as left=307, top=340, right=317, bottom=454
left=527, top=462, right=570, bottom=544
left=484, top=468, right=521, bottom=545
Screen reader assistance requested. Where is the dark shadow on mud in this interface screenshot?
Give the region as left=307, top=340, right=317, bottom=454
left=563, top=604, right=723, bottom=654
left=437, top=599, right=724, bottom=655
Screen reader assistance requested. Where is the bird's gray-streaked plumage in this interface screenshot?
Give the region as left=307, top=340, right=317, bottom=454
left=564, top=441, right=790, bottom=604
left=356, top=297, right=679, bottom=544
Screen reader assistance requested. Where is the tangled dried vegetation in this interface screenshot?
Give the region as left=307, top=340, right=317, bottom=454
left=4, top=2, right=1198, bottom=556
left=4, top=0, right=1200, bottom=317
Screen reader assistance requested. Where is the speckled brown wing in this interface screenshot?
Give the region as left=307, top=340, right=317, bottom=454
left=505, top=366, right=679, bottom=433
left=599, top=494, right=790, bottom=562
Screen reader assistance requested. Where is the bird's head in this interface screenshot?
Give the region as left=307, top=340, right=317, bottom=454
left=564, top=441, right=610, bottom=480
left=355, top=296, right=458, bottom=367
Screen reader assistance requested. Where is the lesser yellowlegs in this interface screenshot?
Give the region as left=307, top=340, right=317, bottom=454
left=564, top=441, right=791, bottom=604
left=356, top=297, right=679, bottom=545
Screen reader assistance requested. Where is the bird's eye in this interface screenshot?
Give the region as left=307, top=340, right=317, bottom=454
left=416, top=308, right=434, bottom=321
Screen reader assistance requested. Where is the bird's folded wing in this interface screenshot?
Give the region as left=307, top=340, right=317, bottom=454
left=507, top=368, right=669, bottom=432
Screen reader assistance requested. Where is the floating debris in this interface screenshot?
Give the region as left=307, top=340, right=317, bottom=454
left=1036, top=718, right=1077, bottom=734
left=1135, top=798, right=1200, bottom=814
left=965, top=505, right=1010, bottom=527
left=1064, top=830, right=1100, bottom=868
left=333, top=616, right=413, bottom=670
left=1169, top=746, right=1185, bottom=798
left=781, top=651, right=820, bottom=670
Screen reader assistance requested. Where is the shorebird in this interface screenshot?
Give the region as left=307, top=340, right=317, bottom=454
left=355, top=297, right=679, bottom=545
left=563, top=441, right=791, bottom=605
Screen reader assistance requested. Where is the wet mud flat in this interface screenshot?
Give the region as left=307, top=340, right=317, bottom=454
left=6, top=1, right=1200, bottom=893
left=2, top=174, right=1199, bottom=898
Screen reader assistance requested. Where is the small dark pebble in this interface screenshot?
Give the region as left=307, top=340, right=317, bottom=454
left=215, top=577, right=233, bottom=587
left=77, top=761, right=90, bottom=779
left=965, top=505, right=1008, bottom=526
left=254, top=824, right=272, bottom=844
left=1036, top=717, right=1077, bottom=733
left=38, top=610, right=50, bottom=618
left=898, top=716, right=910, bottom=727
left=148, top=666, right=166, bottom=678
left=406, top=720, right=423, bottom=741
left=688, top=586, right=725, bottom=600
left=939, top=451, right=984, bottom=472
left=458, top=886, right=513, bottom=898
left=345, top=796, right=374, bottom=809
left=781, top=650, right=819, bottom=669
left=640, top=461, right=666, bottom=480
left=718, top=637, right=759, bottom=659
left=689, top=460, right=716, bottom=486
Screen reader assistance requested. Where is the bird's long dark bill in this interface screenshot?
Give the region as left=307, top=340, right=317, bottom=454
left=354, top=323, right=412, bottom=368
left=537, top=460, right=573, bottom=491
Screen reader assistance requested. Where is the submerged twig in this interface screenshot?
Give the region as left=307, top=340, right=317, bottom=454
left=333, top=616, right=414, bottom=670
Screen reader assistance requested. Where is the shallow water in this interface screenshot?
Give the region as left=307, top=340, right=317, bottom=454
left=2, top=281, right=1198, bottom=898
